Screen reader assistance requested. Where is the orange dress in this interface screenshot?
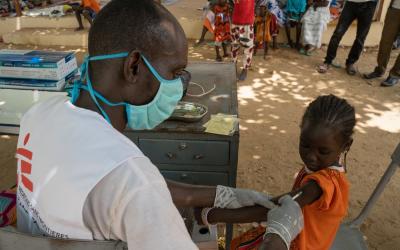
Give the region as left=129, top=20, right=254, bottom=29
left=82, top=0, right=100, bottom=13
left=213, top=4, right=231, bottom=45
left=290, top=167, right=349, bottom=250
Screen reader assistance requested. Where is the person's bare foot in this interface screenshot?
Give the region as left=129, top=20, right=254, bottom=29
left=238, top=69, right=248, bottom=81
left=216, top=55, right=222, bottom=62
left=75, top=27, right=84, bottom=31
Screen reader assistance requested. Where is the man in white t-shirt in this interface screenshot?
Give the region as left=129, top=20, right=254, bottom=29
left=15, top=0, right=303, bottom=249
left=318, top=0, right=377, bottom=75
left=363, top=0, right=400, bottom=87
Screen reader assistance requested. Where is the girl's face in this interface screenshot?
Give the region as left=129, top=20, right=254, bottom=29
left=299, top=123, right=347, bottom=172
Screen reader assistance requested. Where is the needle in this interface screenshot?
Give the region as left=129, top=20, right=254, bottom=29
left=292, top=191, right=303, bottom=200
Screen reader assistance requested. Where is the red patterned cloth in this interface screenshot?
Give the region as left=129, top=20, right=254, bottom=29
left=231, top=24, right=254, bottom=69
left=0, top=187, right=17, bottom=227
left=230, top=226, right=266, bottom=250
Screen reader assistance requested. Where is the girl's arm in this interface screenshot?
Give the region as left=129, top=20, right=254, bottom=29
left=166, top=180, right=216, bottom=207
left=206, top=180, right=322, bottom=224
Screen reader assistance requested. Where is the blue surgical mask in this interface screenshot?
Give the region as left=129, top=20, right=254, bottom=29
left=69, top=52, right=183, bottom=130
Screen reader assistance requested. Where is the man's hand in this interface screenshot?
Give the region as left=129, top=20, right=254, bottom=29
left=214, top=185, right=276, bottom=209
left=263, top=195, right=304, bottom=249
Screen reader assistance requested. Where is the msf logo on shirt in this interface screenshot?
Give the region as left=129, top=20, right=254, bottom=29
left=16, top=133, right=34, bottom=192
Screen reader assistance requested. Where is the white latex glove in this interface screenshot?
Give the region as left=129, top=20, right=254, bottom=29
left=263, top=195, right=304, bottom=249
left=213, top=185, right=276, bottom=209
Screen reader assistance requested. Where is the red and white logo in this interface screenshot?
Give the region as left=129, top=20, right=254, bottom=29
left=16, top=133, right=34, bottom=192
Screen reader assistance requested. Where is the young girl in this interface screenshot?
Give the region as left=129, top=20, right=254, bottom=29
left=288, top=94, right=354, bottom=250
left=202, top=94, right=355, bottom=250
left=213, top=0, right=231, bottom=61
left=254, top=4, right=279, bottom=59
left=300, top=0, right=331, bottom=56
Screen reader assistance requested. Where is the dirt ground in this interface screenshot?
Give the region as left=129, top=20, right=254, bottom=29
left=1, top=38, right=400, bottom=250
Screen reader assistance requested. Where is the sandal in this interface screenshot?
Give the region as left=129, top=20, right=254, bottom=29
left=317, top=63, right=330, bottom=73
left=299, top=48, right=313, bottom=56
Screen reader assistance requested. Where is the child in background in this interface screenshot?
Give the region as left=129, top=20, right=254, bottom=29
left=71, top=0, right=100, bottom=31
left=196, top=0, right=217, bottom=46
left=231, top=0, right=256, bottom=81
left=213, top=0, right=231, bottom=61
left=284, top=0, right=306, bottom=49
left=254, top=3, right=279, bottom=59
left=300, top=0, right=331, bottom=56
left=205, top=94, right=355, bottom=250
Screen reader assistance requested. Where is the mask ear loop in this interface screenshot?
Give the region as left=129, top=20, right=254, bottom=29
left=84, top=59, right=112, bottom=123
left=69, top=55, right=88, bottom=104
left=78, top=52, right=129, bottom=123
left=186, top=81, right=216, bottom=97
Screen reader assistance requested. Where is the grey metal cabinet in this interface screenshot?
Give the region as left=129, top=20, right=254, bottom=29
left=124, top=62, right=239, bottom=189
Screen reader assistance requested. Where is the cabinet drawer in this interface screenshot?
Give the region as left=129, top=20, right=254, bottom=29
left=161, top=171, right=229, bottom=186
left=139, top=139, right=229, bottom=165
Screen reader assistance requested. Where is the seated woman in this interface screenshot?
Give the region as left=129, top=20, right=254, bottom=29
left=300, top=0, right=331, bottom=56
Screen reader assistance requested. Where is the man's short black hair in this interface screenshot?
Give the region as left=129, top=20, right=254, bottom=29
left=88, top=0, right=176, bottom=59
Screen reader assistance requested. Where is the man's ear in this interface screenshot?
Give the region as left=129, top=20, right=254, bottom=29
left=123, top=50, right=141, bottom=83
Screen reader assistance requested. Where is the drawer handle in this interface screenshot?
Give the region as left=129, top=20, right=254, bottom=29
left=179, top=142, right=188, bottom=151
left=193, top=154, right=204, bottom=160
left=180, top=173, right=189, bottom=179
left=166, top=152, right=176, bottom=159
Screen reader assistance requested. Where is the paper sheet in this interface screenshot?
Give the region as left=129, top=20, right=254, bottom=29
left=203, top=113, right=239, bottom=136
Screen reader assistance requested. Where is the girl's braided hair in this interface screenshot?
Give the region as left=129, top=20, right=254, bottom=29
left=301, top=94, right=356, bottom=144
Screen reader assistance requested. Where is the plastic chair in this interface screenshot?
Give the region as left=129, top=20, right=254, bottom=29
left=331, top=142, right=400, bottom=250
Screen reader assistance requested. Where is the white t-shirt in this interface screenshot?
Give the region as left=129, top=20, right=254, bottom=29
left=16, top=95, right=198, bottom=250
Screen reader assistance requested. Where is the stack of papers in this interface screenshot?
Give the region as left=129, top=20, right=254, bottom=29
left=203, top=113, right=239, bottom=136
